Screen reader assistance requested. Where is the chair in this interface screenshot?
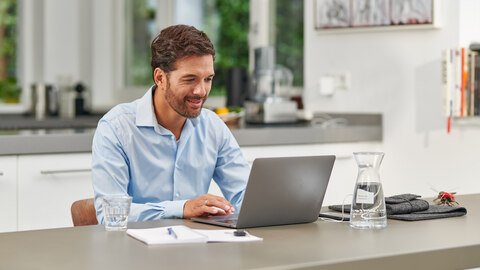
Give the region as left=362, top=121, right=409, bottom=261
left=71, top=198, right=98, bottom=226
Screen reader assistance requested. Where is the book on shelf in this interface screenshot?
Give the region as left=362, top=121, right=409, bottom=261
left=469, top=51, right=477, bottom=116
left=461, top=47, right=465, bottom=117
left=455, top=48, right=461, bottom=117
left=474, top=51, right=480, bottom=115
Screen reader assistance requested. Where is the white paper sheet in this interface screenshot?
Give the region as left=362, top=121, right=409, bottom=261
left=127, top=225, right=208, bottom=245
left=193, top=229, right=263, bottom=242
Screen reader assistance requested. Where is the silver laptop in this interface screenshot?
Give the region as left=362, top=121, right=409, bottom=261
left=192, top=155, right=335, bottom=228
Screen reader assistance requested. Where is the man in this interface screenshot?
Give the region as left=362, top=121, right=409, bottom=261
left=92, top=25, right=250, bottom=223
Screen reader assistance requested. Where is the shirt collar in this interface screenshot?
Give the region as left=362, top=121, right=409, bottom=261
left=135, top=85, right=201, bottom=128
left=135, top=85, right=157, bottom=127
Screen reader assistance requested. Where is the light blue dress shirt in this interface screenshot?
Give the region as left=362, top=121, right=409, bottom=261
left=92, top=86, right=250, bottom=223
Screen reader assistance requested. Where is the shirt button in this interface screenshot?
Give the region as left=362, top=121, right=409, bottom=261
left=175, top=193, right=180, bottom=197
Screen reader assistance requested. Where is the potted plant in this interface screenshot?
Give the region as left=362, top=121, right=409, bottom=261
left=0, top=77, right=21, bottom=103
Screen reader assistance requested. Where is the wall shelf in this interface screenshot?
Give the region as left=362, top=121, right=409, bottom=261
left=451, top=117, right=480, bottom=126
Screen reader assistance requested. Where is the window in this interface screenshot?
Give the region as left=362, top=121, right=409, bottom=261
left=249, top=0, right=304, bottom=90
left=124, top=0, right=157, bottom=87
left=0, top=0, right=20, bottom=104
left=274, top=0, right=304, bottom=88
left=203, top=0, right=250, bottom=96
left=123, top=0, right=250, bottom=97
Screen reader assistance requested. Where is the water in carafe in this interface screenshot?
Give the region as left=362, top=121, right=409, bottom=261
left=350, top=152, right=387, bottom=229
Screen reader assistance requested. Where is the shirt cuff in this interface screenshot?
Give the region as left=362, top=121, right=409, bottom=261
left=162, top=200, right=187, bottom=218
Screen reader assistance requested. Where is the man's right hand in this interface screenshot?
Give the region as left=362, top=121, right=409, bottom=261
left=183, top=194, right=235, bottom=219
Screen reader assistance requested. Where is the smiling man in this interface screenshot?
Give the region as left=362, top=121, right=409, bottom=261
left=91, top=25, right=250, bottom=223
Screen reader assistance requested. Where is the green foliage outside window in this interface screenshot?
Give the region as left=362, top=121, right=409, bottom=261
left=0, top=0, right=21, bottom=103
left=208, top=0, right=249, bottom=96
left=125, top=0, right=156, bottom=87
left=275, top=0, right=304, bottom=87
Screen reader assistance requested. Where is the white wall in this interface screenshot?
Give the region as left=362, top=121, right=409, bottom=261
left=43, top=0, right=81, bottom=84
left=304, top=0, right=480, bottom=198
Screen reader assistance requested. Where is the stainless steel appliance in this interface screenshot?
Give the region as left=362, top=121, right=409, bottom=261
left=245, top=47, right=297, bottom=124
left=244, top=97, right=297, bottom=123
left=31, top=83, right=59, bottom=120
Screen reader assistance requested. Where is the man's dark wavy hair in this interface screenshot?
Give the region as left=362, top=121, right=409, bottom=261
left=150, top=24, right=215, bottom=81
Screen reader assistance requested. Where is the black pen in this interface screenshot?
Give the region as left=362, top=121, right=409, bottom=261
left=167, top=227, right=178, bottom=239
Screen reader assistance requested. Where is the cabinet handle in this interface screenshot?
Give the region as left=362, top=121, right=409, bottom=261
left=0, top=171, right=3, bottom=176
left=40, top=169, right=92, bottom=174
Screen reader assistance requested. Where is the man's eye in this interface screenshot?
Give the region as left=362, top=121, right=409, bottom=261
left=205, top=78, right=213, bottom=82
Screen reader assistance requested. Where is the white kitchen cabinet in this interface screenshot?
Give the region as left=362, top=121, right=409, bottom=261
left=0, top=155, right=18, bottom=232
left=17, top=153, right=94, bottom=231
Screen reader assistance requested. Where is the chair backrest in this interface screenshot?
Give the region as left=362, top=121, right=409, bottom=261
left=71, top=198, right=98, bottom=226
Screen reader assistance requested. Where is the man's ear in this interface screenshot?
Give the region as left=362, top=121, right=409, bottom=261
left=153, top=68, right=166, bottom=88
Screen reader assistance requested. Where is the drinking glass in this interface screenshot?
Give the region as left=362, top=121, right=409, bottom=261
left=102, top=195, right=132, bottom=231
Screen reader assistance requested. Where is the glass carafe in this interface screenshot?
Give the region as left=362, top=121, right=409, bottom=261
left=350, top=152, right=387, bottom=229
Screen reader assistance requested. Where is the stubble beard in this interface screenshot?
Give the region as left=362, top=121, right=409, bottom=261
left=164, top=78, right=207, bottom=118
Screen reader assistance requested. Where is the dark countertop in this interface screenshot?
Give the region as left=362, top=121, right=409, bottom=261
left=0, top=112, right=382, bottom=155
left=0, top=114, right=103, bottom=130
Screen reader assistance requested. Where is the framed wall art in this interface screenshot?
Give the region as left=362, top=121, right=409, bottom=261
left=315, top=0, right=438, bottom=31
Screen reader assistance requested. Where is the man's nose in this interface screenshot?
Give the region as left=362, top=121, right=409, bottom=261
left=193, top=82, right=207, bottom=96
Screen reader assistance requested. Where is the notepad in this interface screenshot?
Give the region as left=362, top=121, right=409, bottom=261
left=127, top=225, right=263, bottom=245
left=127, top=225, right=208, bottom=245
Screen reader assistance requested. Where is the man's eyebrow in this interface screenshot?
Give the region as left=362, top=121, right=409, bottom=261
left=180, top=74, right=215, bottom=79
left=180, top=74, right=197, bottom=79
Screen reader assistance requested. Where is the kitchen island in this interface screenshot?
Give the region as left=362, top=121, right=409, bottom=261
left=0, top=112, right=382, bottom=232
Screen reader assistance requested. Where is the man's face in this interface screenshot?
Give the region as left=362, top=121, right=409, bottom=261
left=163, top=55, right=214, bottom=118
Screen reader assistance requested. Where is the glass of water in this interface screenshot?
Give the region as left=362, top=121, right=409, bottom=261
left=102, top=195, right=132, bottom=231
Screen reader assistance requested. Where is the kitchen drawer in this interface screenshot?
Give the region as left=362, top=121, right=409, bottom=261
left=0, top=156, right=18, bottom=232
left=17, top=153, right=94, bottom=231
